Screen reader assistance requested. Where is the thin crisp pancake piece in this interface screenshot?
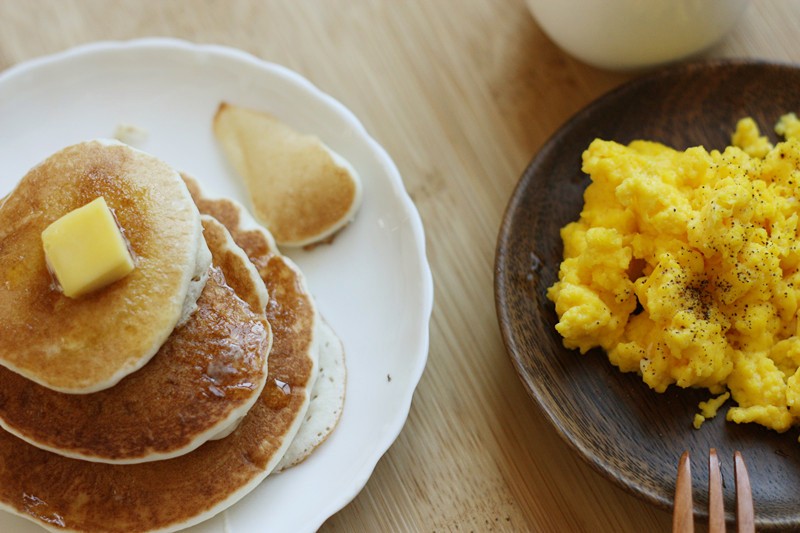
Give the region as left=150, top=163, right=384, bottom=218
left=0, top=140, right=209, bottom=393
left=213, top=102, right=363, bottom=247
left=0, top=218, right=270, bottom=464
left=0, top=178, right=320, bottom=533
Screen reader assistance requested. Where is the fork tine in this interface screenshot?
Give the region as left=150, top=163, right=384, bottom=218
left=673, top=451, right=694, bottom=533
left=734, top=451, right=755, bottom=533
left=708, top=449, right=725, bottom=533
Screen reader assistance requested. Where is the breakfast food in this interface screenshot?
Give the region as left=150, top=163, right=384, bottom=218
left=548, top=113, right=800, bottom=434
left=0, top=198, right=319, bottom=531
left=184, top=176, right=347, bottom=467
left=277, top=316, right=346, bottom=471
left=41, top=196, right=136, bottom=299
left=0, top=140, right=211, bottom=393
left=0, top=216, right=271, bottom=463
left=213, top=102, right=363, bottom=247
left=0, top=135, right=349, bottom=531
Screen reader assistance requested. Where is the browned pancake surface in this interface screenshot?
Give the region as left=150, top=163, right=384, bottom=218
left=187, top=176, right=316, bottom=439
left=0, top=179, right=317, bottom=532
left=200, top=215, right=266, bottom=313
left=0, top=141, right=204, bottom=392
left=213, top=102, right=360, bottom=246
left=0, top=265, right=268, bottom=462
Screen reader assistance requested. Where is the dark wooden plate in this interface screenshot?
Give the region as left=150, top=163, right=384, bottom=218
left=495, top=60, right=800, bottom=530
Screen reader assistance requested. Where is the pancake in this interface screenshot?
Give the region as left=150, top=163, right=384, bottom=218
left=199, top=215, right=269, bottom=314
left=276, top=316, right=346, bottom=471
left=0, top=179, right=321, bottom=532
left=185, top=176, right=323, bottom=453
left=0, top=217, right=270, bottom=464
left=187, top=176, right=347, bottom=472
left=213, top=102, right=363, bottom=247
left=0, top=140, right=210, bottom=393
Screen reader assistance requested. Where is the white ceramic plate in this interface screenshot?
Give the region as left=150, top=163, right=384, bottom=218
left=0, top=38, right=433, bottom=532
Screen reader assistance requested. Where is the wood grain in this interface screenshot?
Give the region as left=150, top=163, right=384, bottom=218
left=1, top=1, right=800, bottom=531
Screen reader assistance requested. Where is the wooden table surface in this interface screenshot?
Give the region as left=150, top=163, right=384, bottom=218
left=2, top=1, right=800, bottom=531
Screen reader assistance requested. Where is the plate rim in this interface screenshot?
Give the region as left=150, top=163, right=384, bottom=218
left=0, top=37, right=434, bottom=532
left=494, top=57, right=800, bottom=528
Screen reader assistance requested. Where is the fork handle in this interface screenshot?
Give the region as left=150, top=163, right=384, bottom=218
left=673, top=451, right=694, bottom=533
left=735, top=452, right=755, bottom=533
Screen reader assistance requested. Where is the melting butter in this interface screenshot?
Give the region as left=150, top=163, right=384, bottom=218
left=41, top=196, right=135, bottom=298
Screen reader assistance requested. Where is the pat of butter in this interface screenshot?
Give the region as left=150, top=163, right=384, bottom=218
left=41, top=197, right=135, bottom=298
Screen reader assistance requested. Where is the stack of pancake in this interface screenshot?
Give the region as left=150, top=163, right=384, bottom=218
left=0, top=140, right=346, bottom=532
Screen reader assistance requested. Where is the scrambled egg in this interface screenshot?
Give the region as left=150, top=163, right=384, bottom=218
left=547, top=113, right=800, bottom=434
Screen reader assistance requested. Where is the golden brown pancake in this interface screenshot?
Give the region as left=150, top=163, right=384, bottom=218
left=0, top=140, right=210, bottom=393
left=186, top=176, right=321, bottom=452
left=191, top=178, right=347, bottom=472
left=0, top=178, right=320, bottom=532
left=213, top=102, right=363, bottom=247
left=0, top=218, right=270, bottom=464
left=199, top=215, right=269, bottom=314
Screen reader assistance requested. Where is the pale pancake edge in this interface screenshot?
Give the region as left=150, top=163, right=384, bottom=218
left=276, top=316, right=346, bottom=472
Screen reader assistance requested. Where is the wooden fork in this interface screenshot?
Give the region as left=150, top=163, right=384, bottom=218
left=672, top=449, right=754, bottom=533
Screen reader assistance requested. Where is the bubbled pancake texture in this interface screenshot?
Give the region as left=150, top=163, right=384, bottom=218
left=276, top=316, right=346, bottom=471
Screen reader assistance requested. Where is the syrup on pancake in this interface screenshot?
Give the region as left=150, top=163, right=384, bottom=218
left=0, top=219, right=271, bottom=464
